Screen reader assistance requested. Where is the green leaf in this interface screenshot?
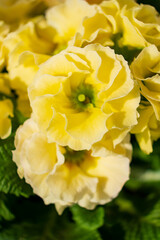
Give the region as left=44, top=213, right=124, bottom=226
left=0, top=204, right=102, bottom=240
left=0, top=194, right=14, bottom=221
left=126, top=168, right=160, bottom=191
left=70, top=205, right=104, bottom=231
left=0, top=222, right=102, bottom=240
left=123, top=221, right=160, bottom=240
left=0, top=100, right=32, bottom=197
left=121, top=197, right=160, bottom=240
left=53, top=222, right=102, bottom=240
left=132, top=138, right=160, bottom=171
left=0, top=134, right=32, bottom=197
left=143, top=200, right=160, bottom=227
left=127, top=138, right=160, bottom=191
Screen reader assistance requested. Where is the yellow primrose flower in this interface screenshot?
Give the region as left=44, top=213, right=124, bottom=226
left=0, top=21, right=10, bottom=70
left=46, top=0, right=96, bottom=45
left=131, top=45, right=160, bottom=121
left=2, top=18, right=54, bottom=88
left=131, top=103, right=160, bottom=154
left=71, top=0, right=160, bottom=55
left=0, top=99, right=13, bottom=139
left=0, top=74, right=13, bottom=139
left=46, top=0, right=119, bottom=48
left=0, top=0, right=46, bottom=25
left=16, top=90, right=31, bottom=118
left=119, top=3, right=160, bottom=49
left=13, top=118, right=130, bottom=214
left=29, top=44, right=140, bottom=150
left=0, top=73, right=11, bottom=96
left=0, top=21, right=9, bottom=42
left=69, top=0, right=134, bottom=47
left=1, top=18, right=55, bottom=116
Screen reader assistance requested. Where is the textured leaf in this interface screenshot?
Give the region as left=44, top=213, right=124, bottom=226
left=0, top=205, right=102, bottom=240
left=144, top=200, right=160, bottom=227
left=0, top=222, right=102, bottom=240
left=121, top=198, right=160, bottom=240
left=0, top=134, right=32, bottom=197
left=0, top=105, right=32, bottom=197
left=71, top=205, right=104, bottom=231
left=0, top=196, right=14, bottom=221
left=123, top=221, right=160, bottom=240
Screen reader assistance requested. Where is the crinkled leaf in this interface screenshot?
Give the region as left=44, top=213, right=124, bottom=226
left=0, top=204, right=102, bottom=240
left=0, top=195, right=14, bottom=221
left=143, top=200, right=160, bottom=227
left=0, top=101, right=32, bottom=197
left=123, top=221, right=160, bottom=240
left=120, top=195, right=160, bottom=240
left=0, top=133, right=32, bottom=197
left=71, top=205, right=104, bottom=231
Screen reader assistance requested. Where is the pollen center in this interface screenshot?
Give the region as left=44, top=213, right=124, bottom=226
left=71, top=83, right=96, bottom=111
left=78, top=94, right=86, bottom=102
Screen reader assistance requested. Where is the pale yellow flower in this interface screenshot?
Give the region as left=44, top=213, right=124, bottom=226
left=2, top=18, right=54, bottom=87
left=71, top=0, right=160, bottom=53
left=46, top=0, right=96, bottom=44
left=131, top=45, right=160, bottom=121
left=131, top=103, right=160, bottom=154
left=29, top=44, right=140, bottom=150
left=0, top=74, right=13, bottom=139
left=1, top=18, right=55, bottom=116
left=13, top=118, right=130, bottom=214
left=119, top=3, right=160, bottom=49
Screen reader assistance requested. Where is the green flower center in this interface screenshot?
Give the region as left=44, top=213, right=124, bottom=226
left=64, top=147, right=86, bottom=165
left=71, top=84, right=96, bottom=111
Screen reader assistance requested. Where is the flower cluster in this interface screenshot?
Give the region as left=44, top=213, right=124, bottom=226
left=1, top=0, right=160, bottom=213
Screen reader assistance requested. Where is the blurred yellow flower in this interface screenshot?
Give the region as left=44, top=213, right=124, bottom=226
left=0, top=99, right=13, bottom=139
left=0, top=73, right=13, bottom=139
left=13, top=118, right=130, bottom=214
left=29, top=44, right=140, bottom=150
left=43, top=0, right=65, bottom=7
left=131, top=104, right=160, bottom=154
left=0, top=0, right=46, bottom=25
left=0, top=21, right=10, bottom=70
left=131, top=45, right=160, bottom=121
left=16, top=91, right=32, bottom=118
left=0, top=73, right=11, bottom=96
